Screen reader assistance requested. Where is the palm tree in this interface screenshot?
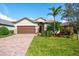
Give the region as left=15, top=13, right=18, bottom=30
left=48, top=6, right=62, bottom=36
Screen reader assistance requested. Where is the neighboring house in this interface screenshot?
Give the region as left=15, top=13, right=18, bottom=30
left=0, top=19, right=14, bottom=30
left=13, top=17, right=53, bottom=34
left=60, top=22, right=73, bottom=28
left=60, top=22, right=74, bottom=34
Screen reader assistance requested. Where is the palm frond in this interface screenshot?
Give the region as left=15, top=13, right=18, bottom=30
left=55, top=6, right=62, bottom=15
left=56, top=6, right=62, bottom=11
left=48, top=6, right=62, bottom=17
left=47, top=13, right=53, bottom=16
left=49, top=7, right=55, bottom=12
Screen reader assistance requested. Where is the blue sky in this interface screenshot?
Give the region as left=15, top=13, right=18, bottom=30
left=0, top=3, right=64, bottom=21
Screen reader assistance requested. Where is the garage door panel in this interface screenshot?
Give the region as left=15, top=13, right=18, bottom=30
left=17, top=26, right=35, bottom=34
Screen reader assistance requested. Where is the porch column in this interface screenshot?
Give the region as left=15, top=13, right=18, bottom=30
left=44, top=24, right=47, bottom=31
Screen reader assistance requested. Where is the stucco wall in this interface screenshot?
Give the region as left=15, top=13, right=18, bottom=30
left=15, top=19, right=37, bottom=26
left=44, top=24, right=47, bottom=31
left=36, top=19, right=45, bottom=22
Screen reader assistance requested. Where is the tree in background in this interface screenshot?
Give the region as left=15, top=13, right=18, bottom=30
left=61, top=3, right=74, bottom=36
left=61, top=3, right=74, bottom=29
left=61, top=3, right=74, bottom=22
left=48, top=6, right=62, bottom=36
left=62, top=3, right=79, bottom=40
left=73, top=3, right=79, bottom=40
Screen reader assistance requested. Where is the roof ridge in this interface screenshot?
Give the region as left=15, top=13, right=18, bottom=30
left=14, top=17, right=35, bottom=23
left=35, top=17, right=46, bottom=21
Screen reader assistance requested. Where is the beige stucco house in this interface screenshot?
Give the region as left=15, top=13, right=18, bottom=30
left=13, top=17, right=53, bottom=34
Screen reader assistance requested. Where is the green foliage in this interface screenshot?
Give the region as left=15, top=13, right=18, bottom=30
left=47, top=30, right=52, bottom=37
left=48, top=6, right=62, bottom=36
left=10, top=30, right=14, bottom=34
left=54, top=22, right=61, bottom=31
left=26, top=35, right=79, bottom=56
left=47, top=22, right=60, bottom=31
left=41, top=31, right=47, bottom=37
left=41, top=22, right=60, bottom=37
left=60, top=26, right=74, bottom=36
left=47, top=24, right=53, bottom=31
left=61, top=3, right=74, bottom=21
left=41, top=30, right=52, bottom=37
left=0, top=26, right=10, bottom=35
left=48, top=6, right=62, bottom=17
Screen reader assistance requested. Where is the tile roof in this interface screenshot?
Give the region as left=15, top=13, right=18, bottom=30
left=0, top=19, right=14, bottom=27
left=13, top=17, right=35, bottom=24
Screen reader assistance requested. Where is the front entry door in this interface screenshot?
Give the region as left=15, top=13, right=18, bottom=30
left=38, top=23, right=44, bottom=33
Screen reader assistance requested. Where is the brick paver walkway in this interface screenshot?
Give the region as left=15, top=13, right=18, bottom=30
left=0, top=34, right=35, bottom=56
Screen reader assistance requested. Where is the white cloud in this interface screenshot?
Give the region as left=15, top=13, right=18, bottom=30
left=47, top=16, right=54, bottom=20
left=61, top=20, right=68, bottom=23
left=0, top=13, right=15, bottom=21
left=29, top=17, right=34, bottom=20
left=1, top=4, right=9, bottom=14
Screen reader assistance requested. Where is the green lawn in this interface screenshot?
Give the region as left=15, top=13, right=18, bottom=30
left=26, top=35, right=79, bottom=56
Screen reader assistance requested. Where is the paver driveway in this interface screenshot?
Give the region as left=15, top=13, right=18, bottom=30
left=0, top=34, right=35, bottom=56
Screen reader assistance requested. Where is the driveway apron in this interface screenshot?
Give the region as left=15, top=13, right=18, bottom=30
left=0, top=34, right=35, bottom=56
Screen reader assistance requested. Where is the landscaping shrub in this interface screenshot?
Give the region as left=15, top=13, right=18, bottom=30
left=41, top=30, right=47, bottom=36
left=60, top=26, right=74, bottom=37
left=47, top=24, right=53, bottom=31
left=0, top=26, right=10, bottom=35
left=10, top=30, right=14, bottom=34
left=47, top=30, right=52, bottom=37
left=46, top=22, right=61, bottom=36
left=41, top=30, right=52, bottom=37
left=47, top=22, right=60, bottom=31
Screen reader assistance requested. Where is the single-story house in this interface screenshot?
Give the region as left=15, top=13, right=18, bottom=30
left=13, top=17, right=53, bottom=34
left=0, top=19, right=14, bottom=30
left=60, top=22, right=74, bottom=35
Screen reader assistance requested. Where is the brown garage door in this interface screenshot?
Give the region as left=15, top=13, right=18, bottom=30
left=17, top=26, right=35, bottom=34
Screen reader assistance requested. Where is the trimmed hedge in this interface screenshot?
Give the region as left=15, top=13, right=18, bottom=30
left=0, top=26, right=10, bottom=35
